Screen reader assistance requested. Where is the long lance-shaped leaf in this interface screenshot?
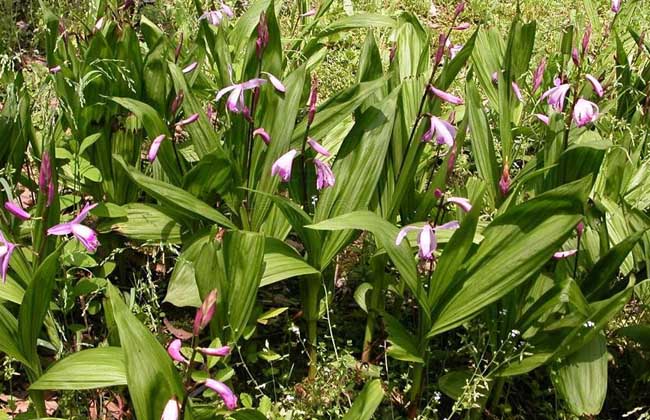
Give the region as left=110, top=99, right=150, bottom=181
left=553, top=335, right=607, bottom=416
left=109, top=97, right=181, bottom=185
left=106, top=284, right=184, bottom=420
left=466, top=77, right=499, bottom=206
left=221, top=230, right=266, bottom=343
left=0, top=305, right=33, bottom=370
left=499, top=280, right=633, bottom=377
left=583, top=230, right=646, bottom=300
left=314, top=89, right=399, bottom=269
left=308, top=211, right=431, bottom=315
left=18, top=248, right=62, bottom=375
left=260, top=238, right=319, bottom=287
left=30, top=347, right=127, bottom=390
left=341, top=379, right=385, bottom=420
left=427, top=177, right=589, bottom=337
left=114, top=155, right=235, bottom=229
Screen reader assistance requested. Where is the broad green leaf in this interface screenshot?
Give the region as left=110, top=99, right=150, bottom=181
left=18, top=248, right=62, bottom=374
left=0, top=305, right=32, bottom=370
left=260, top=238, right=319, bottom=287
left=106, top=284, right=184, bottom=420
left=98, top=203, right=183, bottom=243
left=428, top=178, right=589, bottom=337
left=341, top=379, right=384, bottom=420
left=583, top=231, right=645, bottom=300
left=0, top=275, right=25, bottom=304
left=439, top=370, right=474, bottom=401
left=617, top=325, right=650, bottom=349
left=466, top=78, right=499, bottom=205
left=553, top=335, right=607, bottom=416
left=31, top=347, right=127, bottom=390
left=383, top=312, right=424, bottom=364
left=114, top=155, right=235, bottom=229
left=315, top=89, right=398, bottom=269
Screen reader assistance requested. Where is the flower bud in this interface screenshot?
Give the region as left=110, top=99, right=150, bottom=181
left=193, top=289, right=217, bottom=336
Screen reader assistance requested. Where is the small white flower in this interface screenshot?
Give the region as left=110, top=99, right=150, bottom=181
left=510, top=329, right=521, bottom=338
left=583, top=320, right=595, bottom=328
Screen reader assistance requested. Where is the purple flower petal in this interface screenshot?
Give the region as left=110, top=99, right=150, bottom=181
left=307, top=138, right=331, bottom=157
left=446, top=197, right=472, bottom=212
left=429, top=86, right=464, bottom=105
left=161, top=397, right=180, bottom=420
left=417, top=224, right=437, bottom=260
left=535, top=114, right=550, bottom=125
left=511, top=81, right=523, bottom=102
left=176, top=113, right=200, bottom=127
left=199, top=346, right=231, bottom=357
left=553, top=249, right=578, bottom=259
left=71, top=224, right=99, bottom=253
left=573, top=98, right=599, bottom=127
left=253, top=128, right=271, bottom=145
left=167, top=339, right=188, bottom=363
left=314, top=159, right=335, bottom=190
left=585, top=74, right=604, bottom=97
left=148, top=134, right=166, bottom=162
left=4, top=202, right=31, bottom=220
left=182, top=62, right=198, bottom=74
left=204, top=379, right=237, bottom=410
left=396, top=226, right=420, bottom=246
left=262, top=72, right=286, bottom=93
left=271, top=149, right=298, bottom=182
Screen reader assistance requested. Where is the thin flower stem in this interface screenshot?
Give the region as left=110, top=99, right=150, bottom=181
left=573, top=233, right=581, bottom=279
left=300, top=120, right=313, bottom=212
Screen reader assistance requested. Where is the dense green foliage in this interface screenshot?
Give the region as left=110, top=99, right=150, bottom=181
left=1, top=0, right=650, bottom=419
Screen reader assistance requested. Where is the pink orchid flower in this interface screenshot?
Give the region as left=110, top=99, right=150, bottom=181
left=204, top=379, right=238, bottom=410
left=446, top=197, right=472, bottom=212
left=573, top=98, right=599, bottom=127
left=541, top=81, right=570, bottom=112
left=167, top=339, right=188, bottom=364
left=182, top=62, right=198, bottom=74
left=422, top=116, right=456, bottom=147
left=253, top=128, right=271, bottom=145
left=307, top=138, right=331, bottom=157
left=271, top=149, right=298, bottom=182
left=262, top=72, right=286, bottom=93
left=176, top=113, right=199, bottom=128
left=216, top=78, right=266, bottom=113
left=199, top=346, right=231, bottom=357
left=47, top=203, right=100, bottom=252
left=535, top=114, right=550, bottom=125
left=429, top=86, right=464, bottom=105
left=0, top=231, right=16, bottom=283
left=585, top=74, right=604, bottom=97
left=301, top=8, right=317, bottom=17
left=161, top=397, right=180, bottom=420
left=4, top=202, right=30, bottom=220
left=314, top=159, right=335, bottom=190
left=611, top=0, right=621, bottom=13
left=553, top=249, right=578, bottom=259
left=396, top=221, right=460, bottom=261
left=148, top=135, right=166, bottom=162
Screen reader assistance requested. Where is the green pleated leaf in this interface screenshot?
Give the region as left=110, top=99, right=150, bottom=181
left=314, top=89, right=398, bottom=269
left=106, top=284, right=184, bottom=420
left=553, top=335, right=607, bottom=416
left=0, top=305, right=32, bottom=370
left=466, top=78, right=499, bottom=205
left=18, top=248, right=62, bottom=374
left=114, top=155, right=235, bottom=229
left=98, top=203, right=183, bottom=243
left=260, top=238, right=319, bottom=287
left=383, top=312, right=424, bottom=364
left=428, top=178, right=589, bottom=337
left=341, top=379, right=384, bottom=420
left=31, top=347, right=127, bottom=390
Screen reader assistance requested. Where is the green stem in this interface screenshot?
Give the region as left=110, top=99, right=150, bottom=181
left=301, top=274, right=321, bottom=379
